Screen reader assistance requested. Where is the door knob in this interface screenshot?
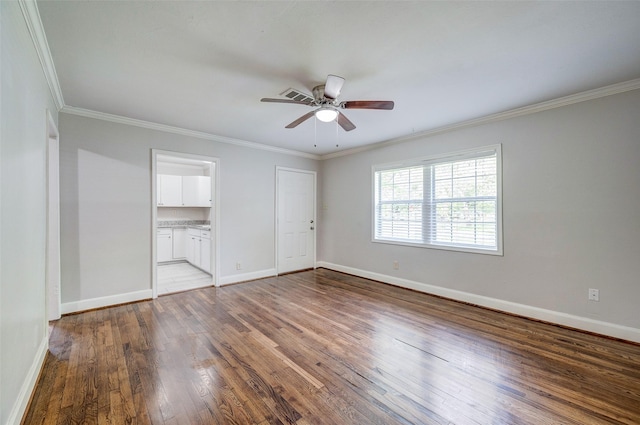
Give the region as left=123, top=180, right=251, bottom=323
left=310, top=226, right=315, bottom=230
left=310, top=220, right=314, bottom=224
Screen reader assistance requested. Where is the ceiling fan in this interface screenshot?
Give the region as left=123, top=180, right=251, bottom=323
left=261, top=74, right=394, bottom=132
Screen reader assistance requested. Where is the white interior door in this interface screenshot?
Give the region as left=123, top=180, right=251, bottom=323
left=277, top=168, right=316, bottom=274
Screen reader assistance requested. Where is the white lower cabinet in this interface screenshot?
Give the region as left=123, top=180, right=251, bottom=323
left=159, top=226, right=210, bottom=272
left=187, top=228, right=198, bottom=264
left=172, top=228, right=186, bottom=259
left=157, top=228, right=172, bottom=263
left=200, top=231, right=211, bottom=273
left=186, top=227, right=211, bottom=273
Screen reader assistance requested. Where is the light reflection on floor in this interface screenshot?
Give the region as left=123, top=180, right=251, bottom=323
left=370, top=313, right=513, bottom=424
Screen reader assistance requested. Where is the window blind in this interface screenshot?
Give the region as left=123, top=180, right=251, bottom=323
left=373, top=145, right=502, bottom=255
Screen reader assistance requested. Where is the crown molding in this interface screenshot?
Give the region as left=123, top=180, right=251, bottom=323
left=21, top=0, right=317, bottom=160
left=60, top=106, right=321, bottom=160
left=19, top=0, right=64, bottom=110
left=320, top=78, right=640, bottom=160
left=20, top=0, right=639, bottom=161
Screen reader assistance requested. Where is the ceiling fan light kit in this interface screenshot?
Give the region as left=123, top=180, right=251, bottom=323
left=261, top=74, right=394, bottom=132
left=315, top=106, right=338, bottom=122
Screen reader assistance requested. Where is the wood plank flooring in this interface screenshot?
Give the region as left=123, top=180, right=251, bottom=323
left=23, top=269, right=640, bottom=424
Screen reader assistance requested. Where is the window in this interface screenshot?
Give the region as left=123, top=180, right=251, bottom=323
left=373, top=145, right=502, bottom=255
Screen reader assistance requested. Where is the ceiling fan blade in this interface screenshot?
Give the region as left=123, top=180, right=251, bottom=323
left=342, top=100, right=395, bottom=110
left=261, top=98, right=313, bottom=106
left=324, top=74, right=345, bottom=99
left=336, top=112, right=356, bottom=132
left=285, top=111, right=316, bottom=128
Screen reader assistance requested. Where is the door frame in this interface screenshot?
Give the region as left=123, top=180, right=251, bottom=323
left=275, top=166, right=317, bottom=275
left=151, top=149, right=220, bottom=298
left=45, top=109, right=61, bottom=323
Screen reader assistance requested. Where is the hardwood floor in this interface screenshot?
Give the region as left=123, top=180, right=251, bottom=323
left=23, top=269, right=640, bottom=424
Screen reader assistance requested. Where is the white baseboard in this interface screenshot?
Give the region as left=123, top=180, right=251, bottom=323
left=316, top=261, right=640, bottom=344
left=61, top=289, right=153, bottom=314
left=219, top=268, right=277, bottom=286
left=7, top=336, right=48, bottom=425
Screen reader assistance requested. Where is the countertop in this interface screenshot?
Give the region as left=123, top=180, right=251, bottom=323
left=158, top=220, right=210, bottom=230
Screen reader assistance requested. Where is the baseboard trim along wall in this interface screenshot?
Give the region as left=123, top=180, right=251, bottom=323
left=316, top=261, right=640, bottom=344
left=61, top=289, right=153, bottom=315
left=60, top=268, right=279, bottom=313
left=7, top=336, right=48, bottom=425
left=219, top=268, right=277, bottom=286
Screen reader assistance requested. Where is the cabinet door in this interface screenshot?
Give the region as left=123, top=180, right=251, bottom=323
left=157, top=230, right=172, bottom=263
left=182, top=176, right=211, bottom=207
left=158, top=175, right=182, bottom=206
left=200, top=237, right=211, bottom=273
left=194, top=237, right=202, bottom=267
left=186, top=234, right=196, bottom=264
left=172, top=228, right=186, bottom=259
left=198, top=176, right=212, bottom=206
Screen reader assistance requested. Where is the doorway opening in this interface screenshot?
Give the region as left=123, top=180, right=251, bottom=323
left=151, top=150, right=219, bottom=298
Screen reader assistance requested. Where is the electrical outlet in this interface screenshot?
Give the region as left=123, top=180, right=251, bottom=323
left=393, top=260, right=399, bottom=270
left=588, top=288, right=600, bottom=302
left=236, top=262, right=242, bottom=270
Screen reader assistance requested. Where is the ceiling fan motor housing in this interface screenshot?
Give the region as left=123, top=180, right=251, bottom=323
left=312, top=85, right=338, bottom=106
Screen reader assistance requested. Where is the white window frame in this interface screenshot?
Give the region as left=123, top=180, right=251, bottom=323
left=372, top=144, right=503, bottom=256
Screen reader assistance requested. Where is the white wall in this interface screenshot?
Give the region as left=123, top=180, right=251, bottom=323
left=58, top=113, right=318, bottom=309
left=318, top=89, right=640, bottom=341
left=0, top=2, right=58, bottom=424
left=157, top=207, right=209, bottom=222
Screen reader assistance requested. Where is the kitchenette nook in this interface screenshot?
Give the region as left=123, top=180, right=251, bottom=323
left=155, top=153, right=216, bottom=295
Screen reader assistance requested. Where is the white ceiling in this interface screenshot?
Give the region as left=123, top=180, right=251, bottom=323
left=37, top=1, right=640, bottom=156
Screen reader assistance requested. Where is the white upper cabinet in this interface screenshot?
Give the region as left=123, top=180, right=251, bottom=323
left=182, top=176, right=211, bottom=207
left=157, top=175, right=182, bottom=206
left=157, top=174, right=211, bottom=207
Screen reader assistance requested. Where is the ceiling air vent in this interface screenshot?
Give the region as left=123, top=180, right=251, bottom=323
left=280, top=88, right=314, bottom=103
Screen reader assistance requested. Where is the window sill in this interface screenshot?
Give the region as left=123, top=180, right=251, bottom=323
left=371, top=238, right=503, bottom=256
